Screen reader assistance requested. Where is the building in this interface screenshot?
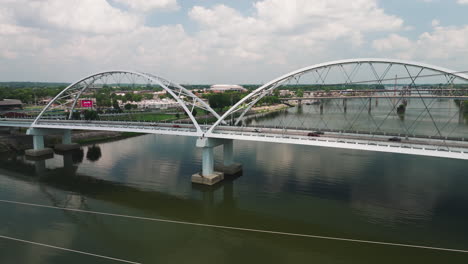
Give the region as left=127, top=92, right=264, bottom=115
left=209, top=84, right=247, bottom=93
left=0, top=99, right=23, bottom=111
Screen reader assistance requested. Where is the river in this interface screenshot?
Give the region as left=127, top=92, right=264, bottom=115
left=1, top=101, right=468, bottom=263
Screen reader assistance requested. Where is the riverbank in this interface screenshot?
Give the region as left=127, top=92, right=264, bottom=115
left=251, top=103, right=289, bottom=113
left=0, top=130, right=142, bottom=153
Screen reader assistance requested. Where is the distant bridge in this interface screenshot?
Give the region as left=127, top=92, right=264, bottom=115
left=1, top=58, right=468, bottom=185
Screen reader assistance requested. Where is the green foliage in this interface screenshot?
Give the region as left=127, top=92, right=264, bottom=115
left=124, top=103, right=138, bottom=110
left=83, top=110, right=98, bottom=120
left=454, top=100, right=468, bottom=114
left=96, top=93, right=111, bottom=107
left=0, top=86, right=63, bottom=103
left=296, top=89, right=304, bottom=97
left=112, top=100, right=121, bottom=111
left=258, top=96, right=280, bottom=106
left=71, top=111, right=81, bottom=120
left=144, top=94, right=154, bottom=100
left=206, top=92, right=243, bottom=109
left=397, top=104, right=406, bottom=114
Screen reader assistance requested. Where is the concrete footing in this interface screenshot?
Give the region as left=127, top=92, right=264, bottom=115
left=192, top=171, right=224, bottom=186
left=215, top=163, right=243, bottom=176
left=54, top=143, right=80, bottom=152
left=25, top=148, right=54, bottom=157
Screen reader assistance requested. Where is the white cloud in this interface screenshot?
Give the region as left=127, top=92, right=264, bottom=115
left=457, top=0, right=468, bottom=4
left=372, top=25, right=468, bottom=66
left=188, top=0, right=404, bottom=74
left=3, top=0, right=140, bottom=34
left=372, top=34, right=412, bottom=51
left=113, top=0, right=179, bottom=12
left=0, top=0, right=410, bottom=83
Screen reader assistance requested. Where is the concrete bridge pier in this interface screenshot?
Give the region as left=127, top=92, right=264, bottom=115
left=368, top=98, right=372, bottom=114
left=192, top=138, right=242, bottom=186
left=55, top=130, right=80, bottom=152
left=219, top=139, right=243, bottom=175
left=25, top=129, right=54, bottom=157
left=343, top=98, right=347, bottom=113
left=26, top=128, right=79, bottom=157
left=459, top=101, right=465, bottom=124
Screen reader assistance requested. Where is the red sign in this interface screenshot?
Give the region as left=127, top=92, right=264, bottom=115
left=81, top=100, right=93, bottom=108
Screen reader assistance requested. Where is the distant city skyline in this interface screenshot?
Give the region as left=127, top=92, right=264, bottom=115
left=1, top=0, right=468, bottom=84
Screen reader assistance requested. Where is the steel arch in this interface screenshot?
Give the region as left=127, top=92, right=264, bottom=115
left=32, top=70, right=221, bottom=135
left=206, top=58, right=468, bottom=135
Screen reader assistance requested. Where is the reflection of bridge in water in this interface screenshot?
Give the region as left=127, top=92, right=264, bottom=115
left=1, top=58, right=468, bottom=185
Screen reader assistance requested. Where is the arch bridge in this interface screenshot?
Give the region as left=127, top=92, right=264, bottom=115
left=1, top=59, right=468, bottom=185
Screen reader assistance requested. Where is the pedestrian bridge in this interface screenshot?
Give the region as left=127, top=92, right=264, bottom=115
left=1, top=58, right=468, bottom=184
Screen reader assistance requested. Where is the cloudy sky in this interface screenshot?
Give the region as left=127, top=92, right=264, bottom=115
left=1, top=0, right=468, bottom=84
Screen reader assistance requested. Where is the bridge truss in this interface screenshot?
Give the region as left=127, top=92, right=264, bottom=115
left=1, top=59, right=468, bottom=160
left=32, top=71, right=221, bottom=136
left=207, top=59, right=468, bottom=141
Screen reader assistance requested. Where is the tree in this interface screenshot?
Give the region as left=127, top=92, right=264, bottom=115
left=125, top=93, right=133, bottom=102
left=96, top=93, right=111, bottom=107
left=124, top=103, right=133, bottom=110
left=208, top=93, right=231, bottom=109
left=112, top=99, right=121, bottom=111
left=297, top=89, right=304, bottom=98
left=71, top=111, right=81, bottom=120
left=83, top=110, right=98, bottom=120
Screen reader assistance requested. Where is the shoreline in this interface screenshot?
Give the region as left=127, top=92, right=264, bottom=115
left=0, top=130, right=143, bottom=153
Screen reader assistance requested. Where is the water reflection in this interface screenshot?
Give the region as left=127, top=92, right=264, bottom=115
left=86, top=145, right=101, bottom=162
left=1, top=135, right=468, bottom=263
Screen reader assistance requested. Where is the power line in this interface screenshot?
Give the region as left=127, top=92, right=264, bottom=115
left=1, top=199, right=468, bottom=254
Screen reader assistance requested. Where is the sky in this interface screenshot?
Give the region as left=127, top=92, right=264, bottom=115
left=1, top=0, right=468, bottom=84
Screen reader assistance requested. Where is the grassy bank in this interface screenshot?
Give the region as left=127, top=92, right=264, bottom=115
left=74, top=132, right=143, bottom=145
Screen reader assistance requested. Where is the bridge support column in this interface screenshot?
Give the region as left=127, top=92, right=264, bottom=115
left=192, top=138, right=224, bottom=186
left=459, top=101, right=465, bottom=124
left=368, top=98, right=372, bottom=114
left=320, top=101, right=324, bottom=115
left=192, top=138, right=243, bottom=186
left=25, top=129, right=53, bottom=157
left=343, top=99, right=347, bottom=113
left=55, top=130, right=80, bottom=152
left=218, top=139, right=242, bottom=175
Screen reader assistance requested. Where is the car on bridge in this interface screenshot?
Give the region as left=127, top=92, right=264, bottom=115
left=388, top=137, right=401, bottom=142
left=307, top=132, right=321, bottom=137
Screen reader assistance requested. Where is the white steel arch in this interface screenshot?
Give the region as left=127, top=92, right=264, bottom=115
left=32, top=70, right=221, bottom=135
left=206, top=58, right=468, bottom=135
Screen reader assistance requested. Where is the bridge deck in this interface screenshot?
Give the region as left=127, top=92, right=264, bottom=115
left=1, top=118, right=467, bottom=159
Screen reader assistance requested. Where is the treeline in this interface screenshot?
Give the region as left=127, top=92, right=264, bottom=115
left=204, top=91, right=281, bottom=110
left=0, top=86, right=64, bottom=103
